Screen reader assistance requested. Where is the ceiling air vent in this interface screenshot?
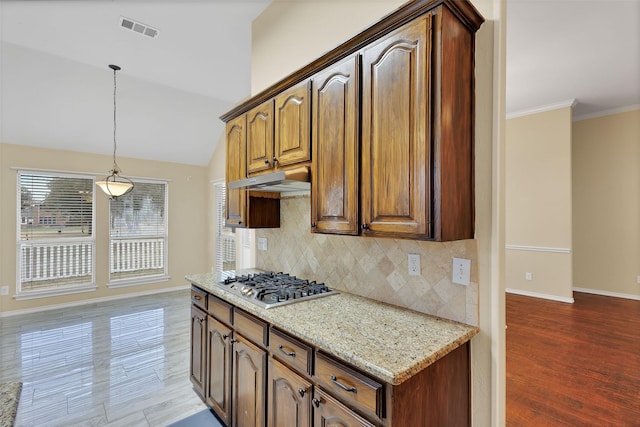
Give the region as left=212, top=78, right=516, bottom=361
left=120, top=17, right=159, bottom=39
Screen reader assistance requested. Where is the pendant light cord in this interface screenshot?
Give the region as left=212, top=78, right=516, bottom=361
left=112, top=65, right=120, bottom=173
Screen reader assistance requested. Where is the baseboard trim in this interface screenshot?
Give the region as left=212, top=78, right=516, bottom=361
left=0, top=284, right=191, bottom=318
left=505, top=288, right=575, bottom=303
left=505, top=244, right=571, bottom=254
left=573, top=287, right=640, bottom=301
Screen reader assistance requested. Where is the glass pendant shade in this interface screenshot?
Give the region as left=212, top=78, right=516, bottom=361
left=98, top=64, right=134, bottom=199
left=96, top=171, right=134, bottom=198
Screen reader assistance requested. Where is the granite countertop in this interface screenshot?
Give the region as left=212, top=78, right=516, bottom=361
left=186, top=271, right=479, bottom=385
left=0, top=381, right=22, bottom=427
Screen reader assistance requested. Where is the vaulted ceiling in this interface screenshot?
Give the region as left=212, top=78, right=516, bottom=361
left=1, top=0, right=638, bottom=166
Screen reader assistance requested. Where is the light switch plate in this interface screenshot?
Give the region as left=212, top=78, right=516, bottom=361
left=0, top=286, right=8, bottom=296
left=257, top=237, right=267, bottom=251
left=452, top=258, right=470, bottom=286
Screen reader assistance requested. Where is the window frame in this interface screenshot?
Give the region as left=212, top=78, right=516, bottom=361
left=15, top=170, right=97, bottom=300
left=107, top=178, right=169, bottom=288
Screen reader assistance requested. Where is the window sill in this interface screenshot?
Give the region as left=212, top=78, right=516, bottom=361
left=107, top=275, right=170, bottom=289
left=15, top=284, right=98, bottom=301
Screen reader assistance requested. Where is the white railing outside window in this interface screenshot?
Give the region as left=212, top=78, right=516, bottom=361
left=19, top=239, right=93, bottom=287
left=110, top=237, right=165, bottom=276
left=215, top=182, right=235, bottom=272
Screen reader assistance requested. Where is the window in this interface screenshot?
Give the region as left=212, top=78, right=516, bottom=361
left=214, top=181, right=235, bottom=272
left=17, top=171, right=95, bottom=296
left=109, top=180, right=168, bottom=286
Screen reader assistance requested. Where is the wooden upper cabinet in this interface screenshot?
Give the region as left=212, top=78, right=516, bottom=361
left=225, top=115, right=246, bottom=227
left=361, top=15, right=431, bottom=239
left=247, top=100, right=275, bottom=175
left=274, top=81, right=311, bottom=168
left=311, top=55, right=360, bottom=235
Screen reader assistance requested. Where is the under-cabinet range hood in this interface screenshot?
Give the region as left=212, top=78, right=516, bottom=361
left=227, top=166, right=310, bottom=192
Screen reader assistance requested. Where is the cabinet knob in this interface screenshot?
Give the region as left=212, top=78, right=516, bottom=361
left=298, top=388, right=306, bottom=397
left=311, top=222, right=316, bottom=228
left=361, top=223, right=370, bottom=230
left=264, top=159, right=270, bottom=164
left=272, top=157, right=278, bottom=163
left=230, top=338, right=238, bottom=343
left=222, top=334, right=228, bottom=340
left=312, top=398, right=320, bottom=408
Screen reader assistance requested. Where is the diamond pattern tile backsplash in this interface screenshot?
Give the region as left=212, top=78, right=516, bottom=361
left=255, top=195, right=478, bottom=326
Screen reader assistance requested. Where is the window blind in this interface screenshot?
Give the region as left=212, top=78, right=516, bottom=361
left=109, top=181, right=167, bottom=282
left=215, top=182, right=235, bottom=272
left=18, top=171, right=95, bottom=292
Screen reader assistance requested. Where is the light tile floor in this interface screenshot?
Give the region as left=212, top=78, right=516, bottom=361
left=0, top=290, right=207, bottom=427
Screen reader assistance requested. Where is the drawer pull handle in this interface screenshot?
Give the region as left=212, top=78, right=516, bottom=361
left=331, top=375, right=357, bottom=394
left=192, top=295, right=201, bottom=300
left=278, top=345, right=296, bottom=358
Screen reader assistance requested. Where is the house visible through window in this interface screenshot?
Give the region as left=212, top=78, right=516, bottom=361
left=215, top=182, right=235, bottom=272
left=109, top=180, right=168, bottom=285
left=17, top=171, right=95, bottom=296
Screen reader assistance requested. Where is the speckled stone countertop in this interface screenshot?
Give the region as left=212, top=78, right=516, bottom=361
left=0, top=381, right=22, bottom=427
left=186, top=271, right=479, bottom=385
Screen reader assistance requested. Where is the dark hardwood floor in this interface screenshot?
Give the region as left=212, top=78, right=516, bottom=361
left=506, top=292, right=640, bottom=426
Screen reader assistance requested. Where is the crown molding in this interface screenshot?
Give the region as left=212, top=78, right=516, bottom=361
left=506, top=99, right=577, bottom=120
left=573, top=104, right=640, bottom=122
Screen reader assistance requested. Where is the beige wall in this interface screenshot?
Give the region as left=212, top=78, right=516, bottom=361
left=572, top=108, right=640, bottom=298
left=505, top=107, right=574, bottom=301
left=251, top=0, right=405, bottom=93
left=0, top=143, right=209, bottom=314
left=251, top=1, right=504, bottom=425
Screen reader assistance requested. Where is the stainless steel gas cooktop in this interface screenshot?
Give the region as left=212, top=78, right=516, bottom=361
left=217, top=271, right=336, bottom=309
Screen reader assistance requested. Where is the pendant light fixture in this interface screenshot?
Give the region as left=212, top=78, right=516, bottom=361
left=96, top=64, right=134, bottom=199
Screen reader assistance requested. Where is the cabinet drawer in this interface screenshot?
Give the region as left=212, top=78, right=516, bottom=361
left=191, top=287, right=207, bottom=310
left=207, top=294, right=233, bottom=325
left=315, top=352, right=383, bottom=418
left=269, top=328, right=312, bottom=375
left=234, top=308, right=268, bottom=347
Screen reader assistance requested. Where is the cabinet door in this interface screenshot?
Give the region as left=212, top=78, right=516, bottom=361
left=267, top=358, right=312, bottom=427
left=206, top=316, right=232, bottom=426
left=361, top=15, right=432, bottom=239
left=226, top=115, right=247, bottom=227
left=190, top=305, right=207, bottom=398
left=274, top=81, right=311, bottom=167
left=311, top=55, right=360, bottom=235
left=233, top=335, right=266, bottom=427
left=313, top=388, right=374, bottom=427
left=247, top=100, right=275, bottom=175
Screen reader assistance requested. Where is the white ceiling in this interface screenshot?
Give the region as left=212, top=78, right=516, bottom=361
left=1, top=0, right=638, bottom=166
left=507, top=0, right=640, bottom=120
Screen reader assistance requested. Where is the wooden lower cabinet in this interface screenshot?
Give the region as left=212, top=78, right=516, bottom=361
left=207, top=316, right=233, bottom=426
left=233, top=334, right=267, bottom=427
left=313, top=388, right=374, bottom=427
left=268, top=358, right=312, bottom=427
left=190, top=305, right=207, bottom=398
left=192, top=286, right=471, bottom=427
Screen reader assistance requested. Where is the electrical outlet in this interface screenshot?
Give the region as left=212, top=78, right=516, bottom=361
left=257, top=237, right=268, bottom=251
left=0, top=286, right=8, bottom=296
left=408, top=254, right=421, bottom=276
left=525, top=272, right=533, bottom=281
left=452, top=258, right=470, bottom=285
left=637, top=275, right=640, bottom=285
